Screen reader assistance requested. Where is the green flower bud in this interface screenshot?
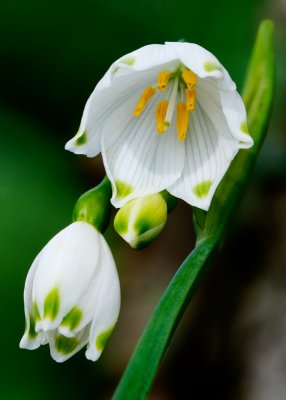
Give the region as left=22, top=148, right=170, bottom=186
left=73, top=177, right=112, bottom=233
left=114, top=193, right=168, bottom=249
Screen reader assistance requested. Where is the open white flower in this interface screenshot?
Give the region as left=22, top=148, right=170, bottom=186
left=20, top=221, right=120, bottom=362
left=65, top=42, right=253, bottom=210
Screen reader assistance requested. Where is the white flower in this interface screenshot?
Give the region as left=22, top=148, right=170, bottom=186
left=65, top=42, right=253, bottom=211
left=19, top=221, right=120, bottom=362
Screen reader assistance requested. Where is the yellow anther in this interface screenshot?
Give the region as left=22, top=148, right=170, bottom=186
left=182, top=69, right=197, bottom=89
left=185, top=88, right=196, bottom=112
left=133, top=86, right=156, bottom=116
left=177, top=103, right=189, bottom=141
left=156, top=100, right=168, bottom=134
left=157, top=71, right=170, bottom=91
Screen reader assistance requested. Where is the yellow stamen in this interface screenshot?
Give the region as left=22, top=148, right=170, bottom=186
left=177, top=103, right=189, bottom=141
left=157, top=71, right=170, bottom=91
left=182, top=69, right=197, bottom=89
left=133, top=86, right=156, bottom=116
left=185, top=88, right=196, bottom=112
left=156, top=100, right=168, bottom=134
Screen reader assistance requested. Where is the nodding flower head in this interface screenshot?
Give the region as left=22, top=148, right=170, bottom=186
left=66, top=42, right=253, bottom=211
left=19, top=221, right=120, bottom=362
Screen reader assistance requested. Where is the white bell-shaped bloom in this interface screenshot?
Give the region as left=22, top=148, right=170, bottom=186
left=66, top=42, right=253, bottom=211
left=20, top=221, right=120, bottom=362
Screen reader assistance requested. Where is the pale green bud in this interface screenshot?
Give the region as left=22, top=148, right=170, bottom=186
left=73, top=177, right=112, bottom=233
left=114, top=193, right=168, bottom=249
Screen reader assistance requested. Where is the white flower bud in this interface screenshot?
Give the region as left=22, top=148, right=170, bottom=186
left=20, top=221, right=120, bottom=362
left=114, top=193, right=167, bottom=249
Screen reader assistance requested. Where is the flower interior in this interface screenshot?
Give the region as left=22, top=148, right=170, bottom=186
left=133, top=66, right=197, bottom=141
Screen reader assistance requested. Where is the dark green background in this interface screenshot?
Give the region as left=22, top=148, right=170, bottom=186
left=1, top=0, right=285, bottom=399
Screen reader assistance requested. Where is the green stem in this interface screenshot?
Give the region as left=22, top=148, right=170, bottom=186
left=113, top=238, right=217, bottom=399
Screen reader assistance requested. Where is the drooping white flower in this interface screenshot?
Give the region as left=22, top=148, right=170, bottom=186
left=20, top=221, right=120, bottom=362
left=65, top=42, right=253, bottom=211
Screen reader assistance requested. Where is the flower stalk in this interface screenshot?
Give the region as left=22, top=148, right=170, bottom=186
left=73, top=176, right=112, bottom=232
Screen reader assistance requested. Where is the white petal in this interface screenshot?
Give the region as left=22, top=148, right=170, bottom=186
left=65, top=45, right=178, bottom=158
left=98, top=44, right=177, bottom=89
left=33, top=222, right=100, bottom=331
left=168, top=96, right=239, bottom=211
left=64, top=92, right=102, bottom=157
left=19, top=255, right=46, bottom=350
left=58, top=257, right=105, bottom=338
left=101, top=86, right=185, bottom=208
left=165, top=42, right=235, bottom=91
left=113, top=44, right=176, bottom=71
left=219, top=89, right=254, bottom=148
left=198, top=77, right=253, bottom=148
left=85, top=234, right=120, bottom=362
left=65, top=73, right=150, bottom=157
left=65, top=70, right=160, bottom=158
left=47, top=325, right=90, bottom=363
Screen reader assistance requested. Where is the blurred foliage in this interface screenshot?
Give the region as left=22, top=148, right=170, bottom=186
left=0, top=0, right=263, bottom=135
left=0, top=0, right=285, bottom=399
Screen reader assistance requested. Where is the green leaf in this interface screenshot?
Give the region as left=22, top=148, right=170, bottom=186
left=113, top=20, right=275, bottom=400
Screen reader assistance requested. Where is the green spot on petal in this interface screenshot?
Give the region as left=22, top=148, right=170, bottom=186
left=121, top=57, right=135, bottom=66
left=115, top=180, right=133, bottom=199
left=61, top=307, right=82, bottom=331
left=96, top=326, right=114, bottom=351
left=203, top=61, right=222, bottom=73
left=44, top=288, right=60, bottom=321
left=76, top=131, right=87, bottom=146
left=28, top=314, right=38, bottom=339
left=113, top=57, right=135, bottom=74
left=240, top=121, right=249, bottom=134
left=134, top=218, right=152, bottom=236
left=33, top=302, right=41, bottom=322
left=193, top=180, right=213, bottom=199
left=55, top=334, right=79, bottom=355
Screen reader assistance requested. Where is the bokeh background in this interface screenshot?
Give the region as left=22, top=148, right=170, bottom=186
left=0, top=0, right=285, bottom=398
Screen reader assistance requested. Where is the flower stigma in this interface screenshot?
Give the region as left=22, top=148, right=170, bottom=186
left=133, top=66, right=198, bottom=141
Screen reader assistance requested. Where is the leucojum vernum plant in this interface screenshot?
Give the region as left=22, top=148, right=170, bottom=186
left=20, top=20, right=274, bottom=399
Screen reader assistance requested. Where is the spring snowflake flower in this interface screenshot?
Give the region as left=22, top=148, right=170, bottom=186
left=65, top=42, right=253, bottom=210
left=20, top=221, right=120, bottom=362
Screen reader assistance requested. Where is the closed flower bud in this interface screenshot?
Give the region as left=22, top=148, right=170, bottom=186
left=114, top=193, right=168, bottom=249
left=20, top=221, right=120, bottom=362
